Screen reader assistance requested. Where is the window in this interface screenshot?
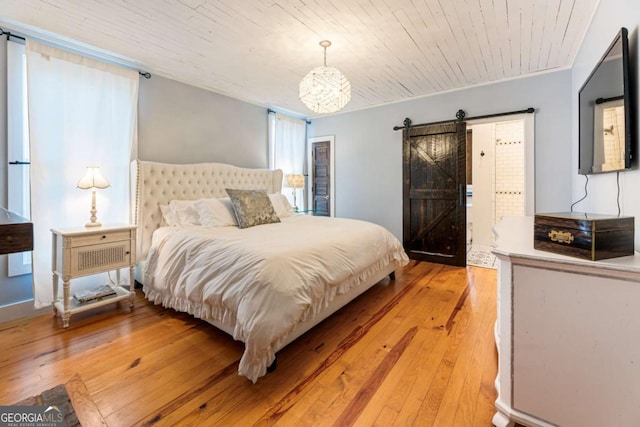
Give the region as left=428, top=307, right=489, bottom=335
left=7, top=38, right=31, bottom=276
left=26, top=39, right=139, bottom=308
left=268, top=112, right=307, bottom=209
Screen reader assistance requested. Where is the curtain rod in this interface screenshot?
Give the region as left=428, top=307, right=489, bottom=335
left=393, top=107, right=535, bottom=131
left=267, top=108, right=311, bottom=125
left=1, top=27, right=151, bottom=79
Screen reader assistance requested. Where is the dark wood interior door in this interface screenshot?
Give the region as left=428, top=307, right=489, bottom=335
left=312, top=140, right=330, bottom=216
left=403, top=122, right=467, bottom=266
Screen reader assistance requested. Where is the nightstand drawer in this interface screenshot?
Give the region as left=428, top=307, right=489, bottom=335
left=70, top=241, right=132, bottom=277
left=69, top=230, right=132, bottom=248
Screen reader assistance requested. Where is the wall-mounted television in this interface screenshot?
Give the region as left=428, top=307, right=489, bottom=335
left=579, top=27, right=635, bottom=175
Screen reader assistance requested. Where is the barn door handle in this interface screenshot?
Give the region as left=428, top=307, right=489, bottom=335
left=459, top=185, right=465, bottom=206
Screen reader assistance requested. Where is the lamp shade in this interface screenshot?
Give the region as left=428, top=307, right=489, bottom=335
left=77, top=166, right=110, bottom=190
left=285, top=174, right=305, bottom=189
left=299, top=40, right=351, bottom=114
left=299, top=65, right=351, bottom=114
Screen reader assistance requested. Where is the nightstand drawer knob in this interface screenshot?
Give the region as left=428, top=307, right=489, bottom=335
left=6, top=236, right=13, bottom=242
left=101, top=235, right=107, bottom=239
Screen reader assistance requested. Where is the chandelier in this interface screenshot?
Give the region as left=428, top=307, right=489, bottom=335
left=299, top=40, right=351, bottom=114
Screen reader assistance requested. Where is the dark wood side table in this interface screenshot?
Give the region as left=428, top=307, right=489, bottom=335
left=0, top=207, right=33, bottom=255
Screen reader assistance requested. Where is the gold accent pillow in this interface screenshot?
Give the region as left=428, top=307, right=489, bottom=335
left=225, top=189, right=281, bottom=229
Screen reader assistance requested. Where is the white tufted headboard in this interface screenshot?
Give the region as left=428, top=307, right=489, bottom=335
left=131, top=160, right=283, bottom=262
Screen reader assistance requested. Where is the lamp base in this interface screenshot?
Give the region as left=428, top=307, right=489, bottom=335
left=85, top=190, right=102, bottom=228
left=292, top=190, right=298, bottom=212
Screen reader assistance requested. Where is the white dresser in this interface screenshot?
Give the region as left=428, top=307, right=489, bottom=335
left=492, top=216, right=640, bottom=427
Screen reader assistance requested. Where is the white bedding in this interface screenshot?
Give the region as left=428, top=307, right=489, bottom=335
left=143, top=214, right=408, bottom=382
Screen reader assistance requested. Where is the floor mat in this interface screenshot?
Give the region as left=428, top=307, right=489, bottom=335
left=467, top=246, right=497, bottom=269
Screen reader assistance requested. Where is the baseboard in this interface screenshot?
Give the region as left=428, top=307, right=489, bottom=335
left=0, top=299, right=49, bottom=323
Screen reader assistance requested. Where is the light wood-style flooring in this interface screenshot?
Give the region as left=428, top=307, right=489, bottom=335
left=0, top=261, right=497, bottom=426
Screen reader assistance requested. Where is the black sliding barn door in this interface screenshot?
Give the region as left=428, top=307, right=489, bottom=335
left=403, top=122, right=467, bottom=266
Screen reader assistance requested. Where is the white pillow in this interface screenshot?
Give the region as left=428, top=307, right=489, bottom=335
left=159, top=204, right=179, bottom=226
left=169, top=199, right=201, bottom=225
left=195, top=198, right=238, bottom=227
left=269, top=193, right=294, bottom=218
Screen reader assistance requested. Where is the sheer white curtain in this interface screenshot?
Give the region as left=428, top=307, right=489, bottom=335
left=26, top=39, right=139, bottom=308
left=268, top=112, right=307, bottom=208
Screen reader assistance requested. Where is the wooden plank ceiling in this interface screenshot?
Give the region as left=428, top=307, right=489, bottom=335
left=0, top=0, right=599, bottom=116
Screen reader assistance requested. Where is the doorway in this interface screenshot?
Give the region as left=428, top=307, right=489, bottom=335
left=307, top=135, right=335, bottom=216
left=465, top=114, right=534, bottom=267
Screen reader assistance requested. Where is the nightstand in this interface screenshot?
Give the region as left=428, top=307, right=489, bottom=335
left=51, top=224, right=136, bottom=327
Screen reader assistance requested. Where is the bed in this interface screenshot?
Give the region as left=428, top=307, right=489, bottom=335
left=131, top=160, right=409, bottom=382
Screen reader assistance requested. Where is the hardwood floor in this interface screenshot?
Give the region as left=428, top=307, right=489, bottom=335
left=0, top=262, right=497, bottom=426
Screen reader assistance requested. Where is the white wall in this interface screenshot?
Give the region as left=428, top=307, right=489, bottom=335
left=309, top=71, right=573, bottom=240
left=571, top=0, right=640, bottom=250
left=139, top=74, right=268, bottom=168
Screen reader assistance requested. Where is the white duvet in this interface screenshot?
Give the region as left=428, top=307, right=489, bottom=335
left=143, top=215, right=409, bottom=382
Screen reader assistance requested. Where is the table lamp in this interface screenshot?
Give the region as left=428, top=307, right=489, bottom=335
left=77, top=166, right=110, bottom=227
left=285, top=174, right=305, bottom=211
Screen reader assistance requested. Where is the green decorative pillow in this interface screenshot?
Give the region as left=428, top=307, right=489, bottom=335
left=225, top=189, right=281, bottom=229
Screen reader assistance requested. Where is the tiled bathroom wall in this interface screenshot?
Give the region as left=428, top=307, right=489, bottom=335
left=494, top=120, right=525, bottom=223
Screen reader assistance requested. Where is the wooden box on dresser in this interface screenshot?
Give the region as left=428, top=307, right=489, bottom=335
left=534, top=212, right=634, bottom=260
left=51, top=224, right=136, bottom=327
left=493, top=216, right=640, bottom=427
